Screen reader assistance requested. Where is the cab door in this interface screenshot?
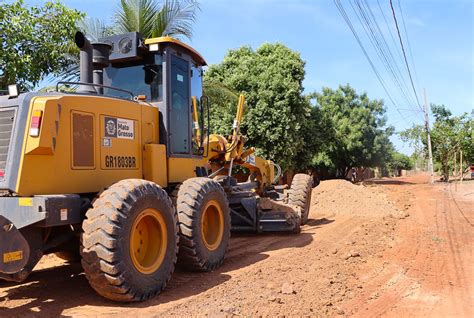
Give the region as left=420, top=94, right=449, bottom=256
left=169, top=54, right=191, bottom=155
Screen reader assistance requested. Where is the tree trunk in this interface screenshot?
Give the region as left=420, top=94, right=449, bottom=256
left=442, top=158, right=449, bottom=182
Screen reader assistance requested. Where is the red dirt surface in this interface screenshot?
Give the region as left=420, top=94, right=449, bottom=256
left=0, top=173, right=472, bottom=317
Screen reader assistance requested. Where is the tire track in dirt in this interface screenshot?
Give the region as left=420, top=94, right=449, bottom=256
left=344, top=176, right=473, bottom=317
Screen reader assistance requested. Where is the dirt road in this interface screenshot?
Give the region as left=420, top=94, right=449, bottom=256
left=0, top=174, right=472, bottom=317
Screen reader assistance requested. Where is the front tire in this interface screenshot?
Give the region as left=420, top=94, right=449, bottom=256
left=176, top=178, right=230, bottom=271
left=81, top=179, right=178, bottom=302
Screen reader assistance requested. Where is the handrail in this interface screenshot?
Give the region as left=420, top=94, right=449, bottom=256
left=55, top=81, right=134, bottom=100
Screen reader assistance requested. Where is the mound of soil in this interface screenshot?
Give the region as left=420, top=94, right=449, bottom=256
left=312, top=179, right=404, bottom=218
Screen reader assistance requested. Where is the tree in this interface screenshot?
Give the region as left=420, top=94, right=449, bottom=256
left=204, top=43, right=310, bottom=171
left=309, top=85, right=393, bottom=177
left=0, top=0, right=83, bottom=90
left=400, top=105, right=472, bottom=181
left=430, top=105, right=472, bottom=181
left=59, top=0, right=200, bottom=82
left=114, top=0, right=199, bottom=39
left=388, top=151, right=413, bottom=174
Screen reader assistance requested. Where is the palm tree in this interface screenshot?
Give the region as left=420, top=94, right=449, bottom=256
left=114, top=0, right=200, bottom=39
left=58, top=17, right=114, bottom=83
left=57, top=0, right=199, bottom=83
left=78, top=17, right=114, bottom=42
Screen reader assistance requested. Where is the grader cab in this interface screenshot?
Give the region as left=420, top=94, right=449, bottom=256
left=0, top=31, right=313, bottom=301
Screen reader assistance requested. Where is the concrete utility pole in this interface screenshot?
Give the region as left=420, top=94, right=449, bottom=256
left=424, top=88, right=434, bottom=184
left=460, top=150, right=463, bottom=184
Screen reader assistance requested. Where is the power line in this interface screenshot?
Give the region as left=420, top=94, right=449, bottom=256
left=376, top=0, right=404, bottom=66
left=397, top=0, right=422, bottom=95
left=333, top=0, right=399, bottom=110
left=374, top=0, right=421, bottom=116
left=351, top=0, right=418, bottom=113
left=389, top=0, right=423, bottom=111
left=362, top=0, right=418, bottom=111
left=334, top=0, right=423, bottom=124
left=349, top=0, right=403, bottom=108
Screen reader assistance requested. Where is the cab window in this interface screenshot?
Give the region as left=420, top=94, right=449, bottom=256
left=103, top=54, right=163, bottom=101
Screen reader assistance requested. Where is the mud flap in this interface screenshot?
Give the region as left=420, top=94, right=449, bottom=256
left=0, top=215, right=30, bottom=274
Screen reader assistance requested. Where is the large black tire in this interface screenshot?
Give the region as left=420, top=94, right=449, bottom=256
left=176, top=177, right=230, bottom=271
left=288, top=173, right=313, bottom=225
left=81, top=179, right=178, bottom=302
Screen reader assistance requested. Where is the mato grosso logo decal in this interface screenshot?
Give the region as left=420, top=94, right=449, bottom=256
left=104, top=116, right=134, bottom=139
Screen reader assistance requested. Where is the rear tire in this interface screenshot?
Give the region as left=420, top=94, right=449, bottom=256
left=81, top=179, right=178, bottom=302
left=288, top=174, right=313, bottom=225
left=176, top=177, right=230, bottom=271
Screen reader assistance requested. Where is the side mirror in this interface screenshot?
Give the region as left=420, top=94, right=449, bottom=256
left=143, top=64, right=160, bottom=85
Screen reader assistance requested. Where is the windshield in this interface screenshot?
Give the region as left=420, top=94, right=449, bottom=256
left=103, top=54, right=163, bottom=101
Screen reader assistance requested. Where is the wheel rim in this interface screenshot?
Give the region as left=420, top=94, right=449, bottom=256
left=130, top=208, right=167, bottom=274
left=201, top=199, right=224, bottom=251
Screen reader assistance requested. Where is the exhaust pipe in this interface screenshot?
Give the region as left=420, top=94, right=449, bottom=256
left=92, top=43, right=111, bottom=94
left=74, top=31, right=95, bottom=93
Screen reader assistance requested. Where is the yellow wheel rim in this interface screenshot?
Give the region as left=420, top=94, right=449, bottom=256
left=201, top=199, right=224, bottom=251
left=130, top=208, right=167, bottom=274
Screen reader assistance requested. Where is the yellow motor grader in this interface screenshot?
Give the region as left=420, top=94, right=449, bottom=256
left=0, top=31, right=313, bottom=301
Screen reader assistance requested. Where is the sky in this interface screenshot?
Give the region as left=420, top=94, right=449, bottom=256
left=22, top=0, right=474, bottom=155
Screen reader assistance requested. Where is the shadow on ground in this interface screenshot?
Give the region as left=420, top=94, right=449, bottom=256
left=0, top=217, right=334, bottom=317
left=362, top=178, right=415, bottom=186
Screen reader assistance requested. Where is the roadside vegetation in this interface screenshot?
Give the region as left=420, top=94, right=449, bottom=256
left=401, top=106, right=473, bottom=181
left=204, top=44, right=411, bottom=177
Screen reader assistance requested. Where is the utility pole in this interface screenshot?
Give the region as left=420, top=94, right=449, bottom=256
left=424, top=88, right=434, bottom=184
left=460, top=150, right=463, bottom=184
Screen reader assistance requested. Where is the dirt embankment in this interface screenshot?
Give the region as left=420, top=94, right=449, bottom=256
left=0, top=175, right=471, bottom=317
left=315, top=179, right=408, bottom=218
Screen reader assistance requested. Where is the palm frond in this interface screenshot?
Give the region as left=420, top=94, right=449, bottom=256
left=203, top=80, right=240, bottom=112
left=114, top=0, right=158, bottom=37
left=57, top=17, right=112, bottom=83
left=154, top=0, right=199, bottom=39
left=78, top=17, right=113, bottom=41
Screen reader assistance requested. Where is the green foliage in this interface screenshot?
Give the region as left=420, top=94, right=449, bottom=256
left=399, top=124, right=426, bottom=152
left=78, top=17, right=115, bottom=42
left=205, top=46, right=395, bottom=175
left=114, top=0, right=199, bottom=39
left=400, top=104, right=473, bottom=181
left=204, top=43, right=310, bottom=170
left=389, top=152, right=413, bottom=171
left=430, top=105, right=472, bottom=180
left=309, top=85, right=393, bottom=176
left=0, top=0, right=83, bottom=90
